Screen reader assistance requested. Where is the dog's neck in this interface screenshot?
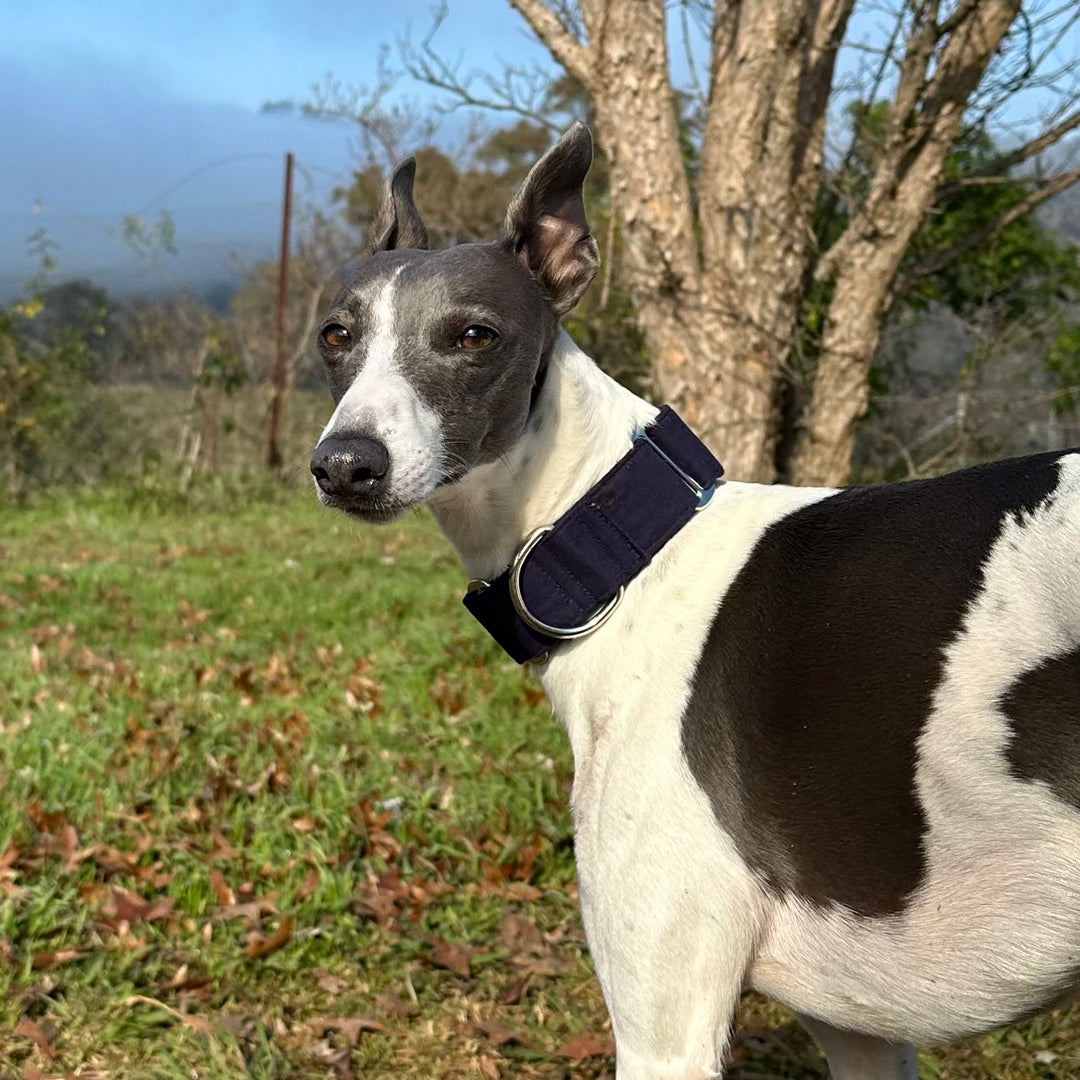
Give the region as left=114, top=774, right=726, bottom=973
left=427, top=328, right=657, bottom=584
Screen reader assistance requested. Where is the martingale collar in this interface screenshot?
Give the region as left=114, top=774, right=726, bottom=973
left=463, top=406, right=723, bottom=664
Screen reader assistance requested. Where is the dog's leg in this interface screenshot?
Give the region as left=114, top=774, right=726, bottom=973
left=798, top=1015, right=919, bottom=1080
left=605, top=975, right=741, bottom=1080
left=580, top=880, right=751, bottom=1080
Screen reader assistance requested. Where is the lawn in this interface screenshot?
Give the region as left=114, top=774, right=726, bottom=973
left=2, top=484, right=1077, bottom=1079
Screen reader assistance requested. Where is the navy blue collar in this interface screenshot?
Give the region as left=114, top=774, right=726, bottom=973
left=463, top=406, right=723, bottom=663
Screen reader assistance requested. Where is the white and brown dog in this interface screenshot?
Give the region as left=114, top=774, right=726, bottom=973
left=310, top=124, right=1080, bottom=1079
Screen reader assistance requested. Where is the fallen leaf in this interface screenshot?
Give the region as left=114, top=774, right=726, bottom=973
left=216, top=897, right=277, bottom=924
left=245, top=914, right=293, bottom=959
left=473, top=1021, right=529, bottom=1048
left=556, top=1035, right=615, bottom=1061
left=208, top=868, right=235, bottom=907
left=31, top=949, right=83, bottom=971
left=426, top=936, right=480, bottom=977
left=106, top=887, right=174, bottom=926
left=499, top=912, right=545, bottom=956
left=14, top=1017, right=56, bottom=1058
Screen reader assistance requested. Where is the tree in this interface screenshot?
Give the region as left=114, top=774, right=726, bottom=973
left=801, top=107, right=1080, bottom=477
left=0, top=294, right=132, bottom=500
left=409, top=0, right=1080, bottom=483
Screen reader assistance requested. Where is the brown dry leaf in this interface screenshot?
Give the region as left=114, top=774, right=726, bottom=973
left=499, top=912, right=545, bottom=956
left=426, top=936, right=481, bottom=977
left=245, top=913, right=293, bottom=960
left=474, top=880, right=543, bottom=902
left=308, top=1016, right=384, bottom=1046
left=497, top=976, right=530, bottom=1006
left=14, top=1017, right=56, bottom=1058
left=216, top=897, right=277, bottom=924
left=473, top=1021, right=529, bottom=1048
left=107, top=887, right=175, bottom=926
left=556, top=1035, right=615, bottom=1061
left=298, top=864, right=321, bottom=899
left=31, top=949, right=83, bottom=971
left=29, top=643, right=44, bottom=673
left=208, top=868, right=235, bottom=907
left=210, top=829, right=241, bottom=860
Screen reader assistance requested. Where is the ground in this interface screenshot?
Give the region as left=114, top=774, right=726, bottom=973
left=2, top=484, right=1078, bottom=1079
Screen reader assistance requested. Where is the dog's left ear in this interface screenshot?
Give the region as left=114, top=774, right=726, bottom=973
left=372, top=157, right=429, bottom=252
left=502, top=122, right=599, bottom=316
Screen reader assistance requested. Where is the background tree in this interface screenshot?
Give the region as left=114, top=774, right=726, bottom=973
left=400, top=0, right=1080, bottom=484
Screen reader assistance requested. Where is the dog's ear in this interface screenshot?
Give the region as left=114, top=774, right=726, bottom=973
left=502, top=122, right=599, bottom=316
left=372, top=157, right=429, bottom=252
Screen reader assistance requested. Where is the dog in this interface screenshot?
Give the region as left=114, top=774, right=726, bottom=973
left=310, top=123, right=1080, bottom=1080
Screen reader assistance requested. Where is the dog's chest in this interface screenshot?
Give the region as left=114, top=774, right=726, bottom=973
left=536, top=481, right=831, bottom=905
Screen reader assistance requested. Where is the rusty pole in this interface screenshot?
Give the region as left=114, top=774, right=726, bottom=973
left=267, top=150, right=294, bottom=471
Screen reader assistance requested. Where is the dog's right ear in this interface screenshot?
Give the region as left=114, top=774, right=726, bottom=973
left=502, top=122, right=599, bottom=316
left=372, top=157, right=429, bottom=252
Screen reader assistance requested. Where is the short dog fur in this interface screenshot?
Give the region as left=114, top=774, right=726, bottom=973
left=310, top=124, right=1080, bottom=1080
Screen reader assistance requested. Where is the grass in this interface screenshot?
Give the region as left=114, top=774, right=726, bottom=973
left=2, top=484, right=1079, bottom=1079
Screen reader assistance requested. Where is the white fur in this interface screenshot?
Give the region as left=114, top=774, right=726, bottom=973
left=320, top=271, right=445, bottom=508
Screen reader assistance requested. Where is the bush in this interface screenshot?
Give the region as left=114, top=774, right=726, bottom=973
left=0, top=298, right=149, bottom=501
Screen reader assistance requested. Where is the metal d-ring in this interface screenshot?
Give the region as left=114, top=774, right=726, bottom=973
left=509, top=525, right=625, bottom=640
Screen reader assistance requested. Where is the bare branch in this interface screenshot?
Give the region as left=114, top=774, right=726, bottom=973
left=951, top=104, right=1080, bottom=187
left=506, top=0, right=592, bottom=89
left=401, top=4, right=565, bottom=132
left=906, top=165, right=1080, bottom=283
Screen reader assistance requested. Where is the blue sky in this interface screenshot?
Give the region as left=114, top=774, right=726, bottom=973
left=0, top=1, right=554, bottom=299
left=2, top=2, right=1075, bottom=302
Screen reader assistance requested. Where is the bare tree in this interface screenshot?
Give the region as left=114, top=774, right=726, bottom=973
left=411, top=0, right=1080, bottom=483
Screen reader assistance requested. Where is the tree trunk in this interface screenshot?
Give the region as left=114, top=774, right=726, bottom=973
left=572, top=0, right=851, bottom=482
left=791, top=0, right=1022, bottom=485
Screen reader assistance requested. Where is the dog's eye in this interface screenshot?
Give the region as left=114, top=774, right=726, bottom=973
left=457, top=325, right=498, bottom=351
left=321, top=324, right=351, bottom=348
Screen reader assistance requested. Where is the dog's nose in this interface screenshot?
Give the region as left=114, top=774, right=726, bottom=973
left=310, top=434, right=390, bottom=498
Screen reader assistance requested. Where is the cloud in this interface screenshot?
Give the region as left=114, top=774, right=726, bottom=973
left=0, top=55, right=356, bottom=300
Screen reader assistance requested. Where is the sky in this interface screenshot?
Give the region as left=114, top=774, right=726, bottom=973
left=0, top=1, right=555, bottom=300
left=2, top=2, right=1075, bottom=304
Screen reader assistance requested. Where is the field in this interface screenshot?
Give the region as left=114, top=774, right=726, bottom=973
left=2, top=483, right=1079, bottom=1078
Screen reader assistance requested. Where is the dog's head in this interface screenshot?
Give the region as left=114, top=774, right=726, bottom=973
left=310, top=123, right=598, bottom=522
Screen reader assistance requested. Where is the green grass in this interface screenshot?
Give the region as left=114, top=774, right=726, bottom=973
left=2, top=486, right=1079, bottom=1078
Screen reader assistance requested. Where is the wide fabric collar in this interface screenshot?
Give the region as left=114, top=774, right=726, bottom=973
left=463, top=406, right=723, bottom=663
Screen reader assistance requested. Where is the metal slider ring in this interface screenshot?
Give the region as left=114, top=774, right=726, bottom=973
left=508, top=525, right=625, bottom=640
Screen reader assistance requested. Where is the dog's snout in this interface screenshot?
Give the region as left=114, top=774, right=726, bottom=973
left=310, top=434, right=390, bottom=499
